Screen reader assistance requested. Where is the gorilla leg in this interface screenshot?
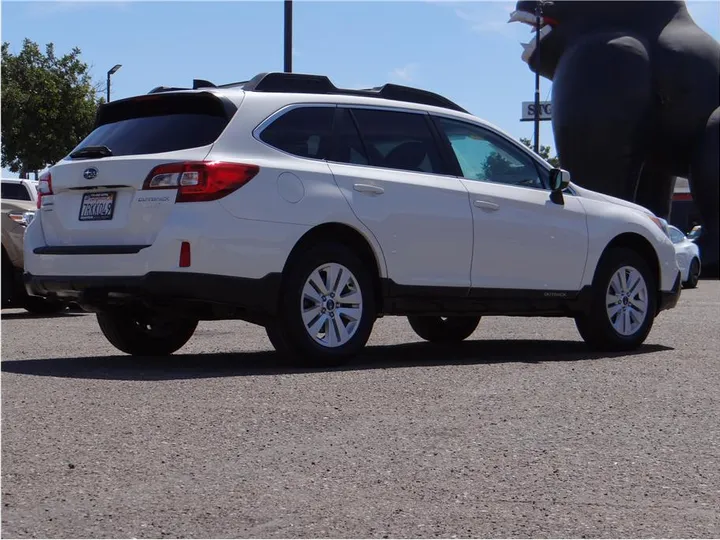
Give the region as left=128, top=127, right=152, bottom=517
left=551, top=33, right=653, bottom=199
left=634, top=161, right=676, bottom=220
left=689, top=107, right=720, bottom=278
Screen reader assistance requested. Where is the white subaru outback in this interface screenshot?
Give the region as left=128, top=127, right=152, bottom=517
left=23, top=72, right=682, bottom=365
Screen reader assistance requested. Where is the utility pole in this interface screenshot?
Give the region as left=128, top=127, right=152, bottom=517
left=284, top=0, right=293, bottom=72
left=533, top=3, right=542, bottom=154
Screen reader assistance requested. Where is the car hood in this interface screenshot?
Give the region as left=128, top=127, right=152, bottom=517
left=570, top=183, right=655, bottom=216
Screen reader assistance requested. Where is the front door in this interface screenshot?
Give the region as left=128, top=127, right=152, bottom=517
left=431, top=115, right=589, bottom=292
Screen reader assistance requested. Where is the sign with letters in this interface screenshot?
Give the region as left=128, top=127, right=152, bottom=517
left=521, top=101, right=552, bottom=121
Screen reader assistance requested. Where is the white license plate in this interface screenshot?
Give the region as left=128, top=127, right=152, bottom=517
left=79, top=191, right=116, bottom=221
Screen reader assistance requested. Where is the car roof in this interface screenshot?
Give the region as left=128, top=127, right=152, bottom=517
left=132, top=86, right=522, bottom=155
left=1, top=177, right=36, bottom=184
left=137, top=71, right=521, bottom=144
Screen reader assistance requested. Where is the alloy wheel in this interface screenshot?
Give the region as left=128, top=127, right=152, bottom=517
left=606, top=265, right=649, bottom=336
left=300, top=262, right=363, bottom=348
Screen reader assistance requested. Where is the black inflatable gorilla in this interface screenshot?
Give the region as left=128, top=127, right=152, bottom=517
left=510, top=0, right=719, bottom=277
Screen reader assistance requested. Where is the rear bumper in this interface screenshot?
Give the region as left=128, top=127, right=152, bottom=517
left=24, top=271, right=281, bottom=320
left=658, top=271, right=682, bottom=313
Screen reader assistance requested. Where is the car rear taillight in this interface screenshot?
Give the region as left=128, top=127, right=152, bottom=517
left=37, top=171, right=53, bottom=209
left=141, top=161, right=259, bottom=203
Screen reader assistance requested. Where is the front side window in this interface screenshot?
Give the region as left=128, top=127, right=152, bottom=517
left=259, top=106, right=335, bottom=160
left=435, top=117, right=544, bottom=189
left=350, top=108, right=445, bottom=174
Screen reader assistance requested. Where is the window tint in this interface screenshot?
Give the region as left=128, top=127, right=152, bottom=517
left=350, top=108, right=444, bottom=174
left=436, top=117, right=544, bottom=188
left=330, top=108, right=369, bottom=165
left=76, top=115, right=230, bottom=157
left=72, top=94, right=233, bottom=157
left=260, top=106, right=335, bottom=160
left=1, top=182, right=31, bottom=201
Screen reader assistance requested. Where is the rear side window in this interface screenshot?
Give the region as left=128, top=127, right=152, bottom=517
left=69, top=93, right=234, bottom=158
left=259, top=106, right=335, bottom=160
left=349, top=108, right=445, bottom=174
left=1, top=182, right=31, bottom=201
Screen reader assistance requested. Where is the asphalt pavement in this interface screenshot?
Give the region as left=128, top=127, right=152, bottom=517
left=2, top=283, right=719, bottom=538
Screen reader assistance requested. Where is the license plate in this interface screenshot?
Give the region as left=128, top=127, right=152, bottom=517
left=79, top=191, right=116, bottom=221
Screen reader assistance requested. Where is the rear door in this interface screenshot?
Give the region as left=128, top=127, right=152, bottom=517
left=326, top=106, right=473, bottom=290
left=41, top=91, right=239, bottom=247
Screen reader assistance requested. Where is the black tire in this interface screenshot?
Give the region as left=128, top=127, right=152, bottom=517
left=265, top=241, right=376, bottom=367
left=407, top=315, right=481, bottom=343
left=96, top=311, right=198, bottom=356
left=575, top=247, right=657, bottom=351
left=23, top=296, right=67, bottom=315
left=683, top=258, right=700, bottom=289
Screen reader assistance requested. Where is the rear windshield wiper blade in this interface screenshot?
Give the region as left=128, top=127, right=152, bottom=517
left=70, top=145, right=113, bottom=159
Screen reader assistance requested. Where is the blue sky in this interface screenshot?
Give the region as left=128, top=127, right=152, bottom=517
left=2, top=0, right=719, bottom=178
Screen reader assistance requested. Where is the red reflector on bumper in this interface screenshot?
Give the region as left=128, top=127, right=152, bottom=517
left=179, top=241, right=191, bottom=268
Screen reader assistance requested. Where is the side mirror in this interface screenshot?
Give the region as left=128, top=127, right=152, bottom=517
left=548, top=168, right=571, bottom=192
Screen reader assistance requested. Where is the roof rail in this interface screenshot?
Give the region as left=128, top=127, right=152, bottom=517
left=147, top=78, right=218, bottom=94
left=148, top=85, right=188, bottom=94
left=234, top=72, right=470, bottom=113
left=145, top=72, right=469, bottom=113
left=193, top=79, right=217, bottom=89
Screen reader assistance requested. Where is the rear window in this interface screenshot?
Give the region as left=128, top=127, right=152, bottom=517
left=1, top=182, right=31, bottom=201
left=69, top=93, right=234, bottom=158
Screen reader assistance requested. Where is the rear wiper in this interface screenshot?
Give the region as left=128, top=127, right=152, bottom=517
left=70, top=145, right=113, bottom=159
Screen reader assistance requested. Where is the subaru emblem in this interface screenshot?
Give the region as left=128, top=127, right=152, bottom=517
left=83, top=167, right=98, bottom=180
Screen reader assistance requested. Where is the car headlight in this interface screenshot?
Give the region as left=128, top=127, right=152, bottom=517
left=8, top=210, right=36, bottom=227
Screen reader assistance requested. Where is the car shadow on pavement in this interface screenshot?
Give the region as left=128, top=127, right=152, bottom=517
left=0, top=310, right=84, bottom=320
left=1, top=339, right=674, bottom=381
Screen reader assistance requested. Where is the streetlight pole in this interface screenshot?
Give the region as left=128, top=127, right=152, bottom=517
left=106, top=64, right=122, bottom=102
left=533, top=4, right=542, bottom=154
left=284, top=0, right=293, bottom=72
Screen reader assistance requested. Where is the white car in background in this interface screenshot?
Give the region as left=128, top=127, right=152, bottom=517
left=3, top=177, right=69, bottom=313
left=668, top=224, right=701, bottom=289
left=1, top=177, right=39, bottom=203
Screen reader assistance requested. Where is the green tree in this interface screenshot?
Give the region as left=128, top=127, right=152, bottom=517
left=483, top=151, right=514, bottom=180
left=519, top=137, right=560, bottom=168
left=1, top=39, right=103, bottom=178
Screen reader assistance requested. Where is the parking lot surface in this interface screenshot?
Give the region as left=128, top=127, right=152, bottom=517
left=2, top=284, right=719, bottom=538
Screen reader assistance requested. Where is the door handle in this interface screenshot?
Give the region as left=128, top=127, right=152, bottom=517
left=353, top=183, right=384, bottom=195
left=474, top=200, right=499, bottom=211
